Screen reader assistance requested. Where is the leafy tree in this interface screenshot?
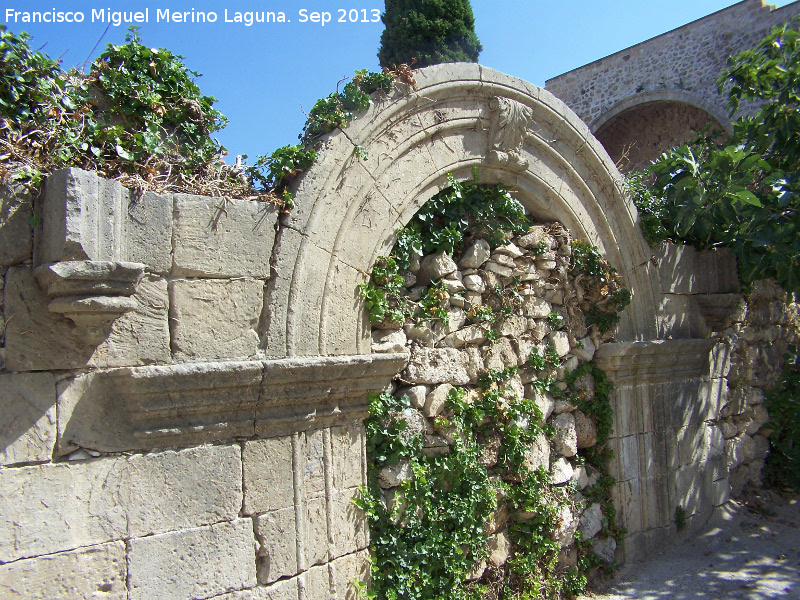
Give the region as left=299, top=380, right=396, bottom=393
left=378, top=0, right=482, bottom=69
left=630, top=20, right=800, bottom=295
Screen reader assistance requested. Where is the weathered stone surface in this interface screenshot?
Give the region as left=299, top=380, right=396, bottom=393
left=490, top=253, right=516, bottom=268
left=331, top=549, right=371, bottom=600
left=458, top=240, right=492, bottom=269
left=573, top=465, right=590, bottom=489
left=0, top=372, right=56, bottom=466
left=466, top=560, right=487, bottom=581
left=0, top=444, right=242, bottom=562
left=244, top=436, right=295, bottom=514
left=332, top=422, right=364, bottom=490
left=170, top=278, right=262, bottom=361
left=554, top=399, right=577, bottom=414
left=304, top=428, right=326, bottom=494
left=725, top=434, right=756, bottom=471
left=0, top=541, right=126, bottom=600
left=528, top=389, right=555, bottom=422
left=552, top=413, right=578, bottom=457
left=558, top=547, right=578, bottom=569
left=517, top=227, right=553, bottom=250
left=372, top=328, right=407, bottom=353
left=484, top=338, right=518, bottom=371
left=173, top=195, right=278, bottom=277
left=551, top=457, right=575, bottom=485
left=499, top=315, right=527, bottom=338
left=128, top=519, right=257, bottom=600
left=574, top=410, right=598, bottom=449
left=442, top=277, right=466, bottom=293
left=443, top=324, right=488, bottom=348
left=405, top=323, right=437, bottom=347
left=463, top=273, right=486, bottom=292
left=553, top=505, right=578, bottom=546
left=41, top=169, right=172, bottom=272
left=0, top=183, right=32, bottom=267
left=484, top=260, right=513, bottom=277
left=5, top=269, right=169, bottom=370
left=573, top=336, right=596, bottom=362
left=404, top=347, right=471, bottom=385
left=480, top=432, right=502, bottom=468
left=379, top=460, right=413, bottom=488
left=306, top=496, right=329, bottom=567
left=331, top=487, right=368, bottom=557
left=424, top=383, right=453, bottom=418
left=547, top=331, right=571, bottom=357
left=580, top=503, right=604, bottom=541
left=220, top=578, right=298, bottom=600
left=488, top=529, right=511, bottom=567
left=524, top=434, right=551, bottom=473
left=418, top=253, right=457, bottom=284
left=255, top=508, right=298, bottom=584
left=592, top=536, right=617, bottom=564
left=396, top=385, right=427, bottom=410
left=524, top=297, right=551, bottom=318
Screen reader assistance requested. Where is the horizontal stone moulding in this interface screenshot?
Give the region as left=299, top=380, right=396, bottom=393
left=57, top=353, right=408, bottom=454
left=594, top=339, right=719, bottom=385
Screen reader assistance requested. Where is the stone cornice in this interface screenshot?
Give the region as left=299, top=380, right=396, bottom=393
left=594, top=339, right=721, bottom=385
left=57, top=353, right=408, bottom=453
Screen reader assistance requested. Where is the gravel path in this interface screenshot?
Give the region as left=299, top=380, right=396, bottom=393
left=579, top=491, right=800, bottom=600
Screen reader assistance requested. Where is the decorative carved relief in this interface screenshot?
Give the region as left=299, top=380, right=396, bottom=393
left=487, top=96, right=533, bottom=172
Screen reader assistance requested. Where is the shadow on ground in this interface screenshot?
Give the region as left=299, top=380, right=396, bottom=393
left=581, top=491, right=800, bottom=600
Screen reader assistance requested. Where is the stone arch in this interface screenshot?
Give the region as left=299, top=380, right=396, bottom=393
left=263, top=63, right=661, bottom=359
left=590, top=90, right=731, bottom=172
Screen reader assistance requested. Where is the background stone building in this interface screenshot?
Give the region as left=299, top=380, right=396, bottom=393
left=545, top=0, right=800, bottom=171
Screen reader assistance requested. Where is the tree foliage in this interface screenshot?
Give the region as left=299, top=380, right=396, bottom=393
left=378, top=0, right=482, bottom=69
left=629, top=20, right=800, bottom=295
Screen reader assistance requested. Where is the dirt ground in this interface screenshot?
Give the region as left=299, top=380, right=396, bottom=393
left=579, top=490, right=800, bottom=600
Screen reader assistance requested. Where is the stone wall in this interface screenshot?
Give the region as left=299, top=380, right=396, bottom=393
left=545, top=0, right=800, bottom=169
left=0, top=170, right=404, bottom=600
left=0, top=62, right=796, bottom=597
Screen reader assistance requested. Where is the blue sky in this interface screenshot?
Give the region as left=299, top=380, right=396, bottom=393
left=3, top=0, right=794, bottom=162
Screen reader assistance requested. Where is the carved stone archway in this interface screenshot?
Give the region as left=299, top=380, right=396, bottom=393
left=264, top=63, right=661, bottom=359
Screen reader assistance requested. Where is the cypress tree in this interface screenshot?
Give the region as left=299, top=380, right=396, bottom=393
left=378, top=0, right=482, bottom=69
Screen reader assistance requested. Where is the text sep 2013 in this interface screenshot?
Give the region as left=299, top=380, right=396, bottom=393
left=3, top=8, right=383, bottom=27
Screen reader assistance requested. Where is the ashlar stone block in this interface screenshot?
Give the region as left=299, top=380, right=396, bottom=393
left=243, top=436, right=295, bottom=515
left=173, top=194, right=278, bottom=278
left=332, top=422, right=364, bottom=491
left=0, top=182, right=32, bottom=267
left=128, top=519, right=257, bottom=600
left=331, top=549, right=371, bottom=600
left=170, top=278, right=263, bottom=361
left=0, top=444, right=242, bottom=562
left=255, top=507, right=298, bottom=584
left=331, top=488, right=368, bottom=558
left=0, top=541, right=126, bottom=600
left=0, top=372, right=56, bottom=466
